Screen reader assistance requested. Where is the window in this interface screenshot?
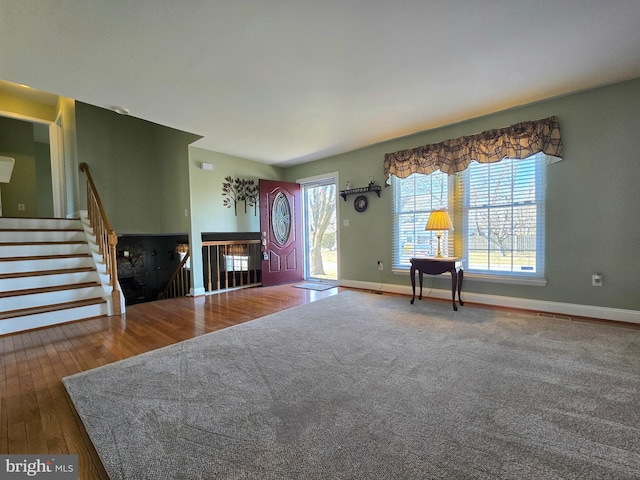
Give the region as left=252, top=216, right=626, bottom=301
left=461, top=154, right=545, bottom=276
left=223, top=255, right=249, bottom=271
left=392, top=171, right=452, bottom=268
left=392, top=153, right=548, bottom=280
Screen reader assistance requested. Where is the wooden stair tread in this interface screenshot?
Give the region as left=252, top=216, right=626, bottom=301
left=0, top=228, right=84, bottom=232
left=0, top=253, right=92, bottom=262
left=0, top=216, right=80, bottom=220
left=0, top=267, right=96, bottom=280
left=0, top=297, right=106, bottom=321
left=0, top=281, right=101, bottom=298
left=0, top=241, right=88, bottom=246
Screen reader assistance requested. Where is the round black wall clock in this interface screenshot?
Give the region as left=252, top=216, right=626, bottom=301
left=354, top=195, right=368, bottom=212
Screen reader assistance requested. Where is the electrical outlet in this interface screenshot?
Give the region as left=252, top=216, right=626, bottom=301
left=18, top=203, right=25, bottom=211
left=592, top=273, right=603, bottom=287
left=377, top=261, right=383, bottom=271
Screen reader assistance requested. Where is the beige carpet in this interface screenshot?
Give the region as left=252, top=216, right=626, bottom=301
left=64, top=291, right=640, bottom=479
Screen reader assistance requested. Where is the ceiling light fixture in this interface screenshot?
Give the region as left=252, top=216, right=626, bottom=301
left=113, top=106, right=129, bottom=115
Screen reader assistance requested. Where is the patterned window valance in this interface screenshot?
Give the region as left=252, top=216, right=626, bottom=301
left=384, top=116, right=563, bottom=181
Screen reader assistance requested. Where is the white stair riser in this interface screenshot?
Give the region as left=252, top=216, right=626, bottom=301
left=0, top=218, right=82, bottom=230
left=0, top=216, right=119, bottom=335
left=0, top=256, right=94, bottom=274
left=0, top=303, right=108, bottom=335
left=0, top=271, right=101, bottom=292
left=0, top=286, right=103, bottom=311
left=1, top=230, right=85, bottom=242
left=0, top=243, right=91, bottom=258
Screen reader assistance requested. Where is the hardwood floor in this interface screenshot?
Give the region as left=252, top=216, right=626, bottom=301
left=0, top=284, right=341, bottom=479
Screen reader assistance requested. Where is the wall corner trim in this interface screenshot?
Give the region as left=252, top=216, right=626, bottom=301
left=190, top=287, right=206, bottom=297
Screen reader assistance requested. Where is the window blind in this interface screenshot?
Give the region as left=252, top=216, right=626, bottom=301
left=391, top=172, right=454, bottom=270
left=456, top=153, right=547, bottom=276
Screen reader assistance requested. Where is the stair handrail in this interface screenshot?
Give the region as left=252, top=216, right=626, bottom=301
left=79, top=162, right=122, bottom=315
left=158, top=250, right=191, bottom=299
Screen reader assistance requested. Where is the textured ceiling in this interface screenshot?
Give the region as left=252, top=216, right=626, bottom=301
left=2, top=0, right=640, bottom=166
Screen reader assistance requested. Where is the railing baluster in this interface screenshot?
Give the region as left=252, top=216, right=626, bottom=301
left=216, top=245, right=220, bottom=291
left=207, top=245, right=212, bottom=292
left=232, top=249, right=237, bottom=288
left=223, top=245, right=229, bottom=289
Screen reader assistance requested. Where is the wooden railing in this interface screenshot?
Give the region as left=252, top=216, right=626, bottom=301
left=203, top=240, right=261, bottom=292
left=158, top=239, right=261, bottom=300
left=79, top=162, right=122, bottom=315
left=158, top=250, right=191, bottom=299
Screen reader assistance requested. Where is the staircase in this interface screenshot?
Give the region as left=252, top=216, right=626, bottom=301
left=0, top=217, right=109, bottom=335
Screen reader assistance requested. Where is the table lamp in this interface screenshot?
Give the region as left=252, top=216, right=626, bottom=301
left=425, top=210, right=452, bottom=258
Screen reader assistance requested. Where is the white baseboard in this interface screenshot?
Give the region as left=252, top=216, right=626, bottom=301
left=339, top=279, right=640, bottom=325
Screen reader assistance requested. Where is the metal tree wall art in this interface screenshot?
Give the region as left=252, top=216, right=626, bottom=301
left=222, top=177, right=259, bottom=216
left=222, top=176, right=243, bottom=215
left=244, top=181, right=259, bottom=216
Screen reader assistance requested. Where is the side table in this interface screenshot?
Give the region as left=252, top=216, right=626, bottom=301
left=410, top=257, right=464, bottom=311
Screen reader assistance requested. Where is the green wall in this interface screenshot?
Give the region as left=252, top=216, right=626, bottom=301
left=188, top=146, right=283, bottom=233
left=283, top=78, right=640, bottom=311
left=0, top=152, right=36, bottom=217
left=35, top=141, right=54, bottom=217
left=75, top=102, right=201, bottom=234
left=187, top=146, right=284, bottom=294
left=0, top=117, right=39, bottom=217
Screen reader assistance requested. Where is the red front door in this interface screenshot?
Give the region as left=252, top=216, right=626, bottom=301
left=259, top=179, right=303, bottom=286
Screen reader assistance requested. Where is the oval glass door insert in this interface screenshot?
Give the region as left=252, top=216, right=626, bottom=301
left=272, top=192, right=291, bottom=246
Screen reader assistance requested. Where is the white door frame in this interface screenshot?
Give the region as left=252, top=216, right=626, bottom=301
left=49, top=114, right=66, bottom=218
left=297, top=171, right=340, bottom=282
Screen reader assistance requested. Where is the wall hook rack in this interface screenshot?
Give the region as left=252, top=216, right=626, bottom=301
left=339, top=184, right=381, bottom=201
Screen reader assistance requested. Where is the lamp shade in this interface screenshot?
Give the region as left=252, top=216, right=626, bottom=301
left=425, top=210, right=452, bottom=231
